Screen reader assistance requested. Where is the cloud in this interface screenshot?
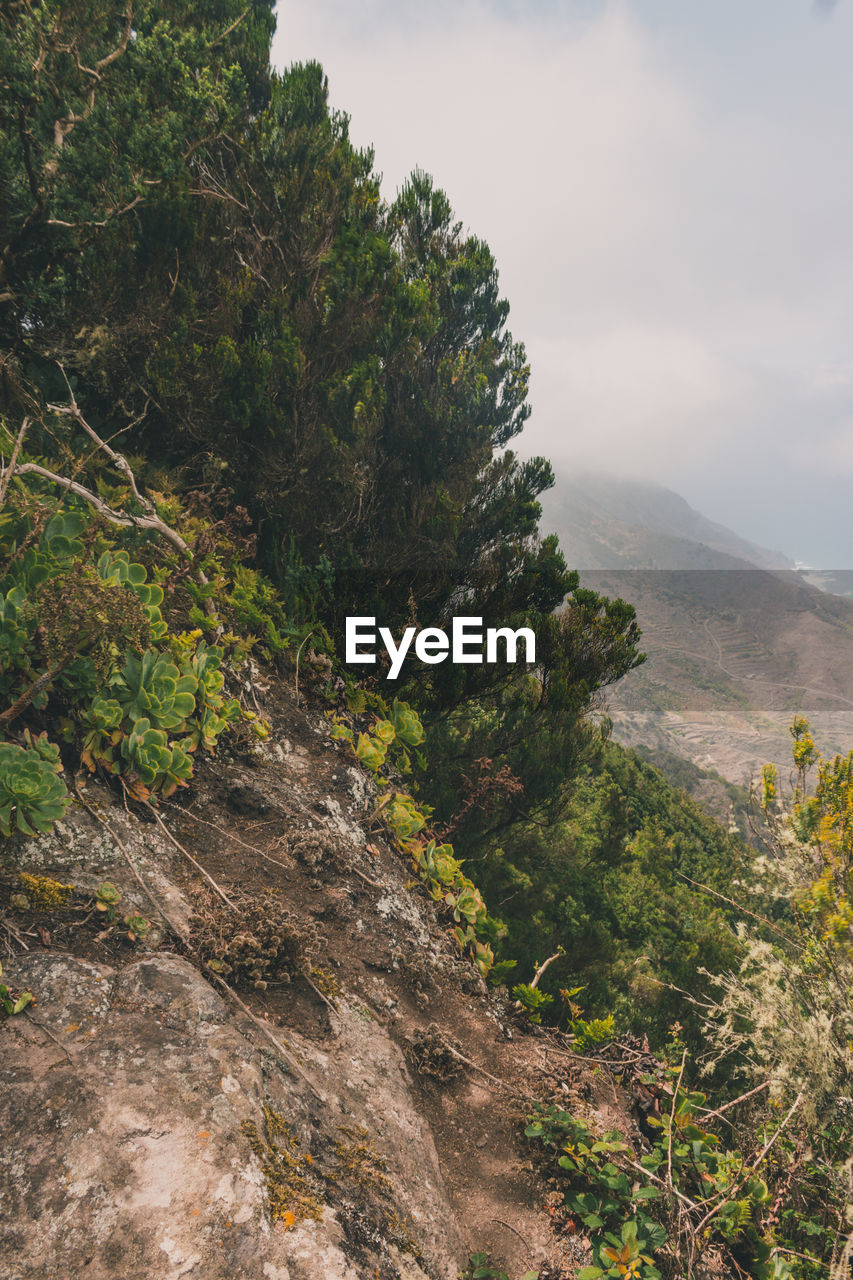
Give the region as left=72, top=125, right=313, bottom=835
left=273, top=0, right=853, bottom=564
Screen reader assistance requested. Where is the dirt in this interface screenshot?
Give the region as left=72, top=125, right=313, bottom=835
left=0, top=667, right=643, bottom=1280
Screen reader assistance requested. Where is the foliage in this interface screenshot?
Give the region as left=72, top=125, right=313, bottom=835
left=0, top=960, right=33, bottom=1017
left=525, top=1085, right=800, bottom=1280
left=511, top=982, right=553, bottom=1024
left=701, top=721, right=853, bottom=1119
left=0, top=472, right=250, bottom=818
left=458, top=1255, right=538, bottom=1280
left=0, top=733, right=70, bottom=836
left=332, top=702, right=502, bottom=980
left=452, top=738, right=748, bottom=1047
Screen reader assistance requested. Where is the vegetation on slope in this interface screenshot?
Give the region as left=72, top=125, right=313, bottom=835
left=1, top=4, right=852, bottom=1276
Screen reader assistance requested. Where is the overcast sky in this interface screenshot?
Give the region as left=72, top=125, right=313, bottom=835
left=272, top=0, right=853, bottom=567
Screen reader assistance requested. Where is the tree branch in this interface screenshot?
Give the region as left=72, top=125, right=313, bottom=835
left=0, top=416, right=30, bottom=510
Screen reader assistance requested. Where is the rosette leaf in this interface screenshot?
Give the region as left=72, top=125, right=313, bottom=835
left=0, top=738, right=70, bottom=837
left=114, top=650, right=197, bottom=731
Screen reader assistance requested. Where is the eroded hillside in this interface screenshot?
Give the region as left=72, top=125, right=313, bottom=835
left=1, top=672, right=631, bottom=1280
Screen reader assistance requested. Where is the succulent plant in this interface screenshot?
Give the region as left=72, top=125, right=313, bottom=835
left=80, top=695, right=124, bottom=771
left=124, top=913, right=151, bottom=942
left=451, top=924, right=495, bottom=980
left=120, top=716, right=193, bottom=797
left=391, top=698, right=425, bottom=747
left=95, top=882, right=122, bottom=915
left=384, top=792, right=426, bottom=842
left=114, top=650, right=197, bottom=732
left=179, top=642, right=241, bottom=752
left=415, top=840, right=463, bottom=900
left=355, top=731, right=388, bottom=773
left=0, top=735, right=70, bottom=837
left=444, top=883, right=486, bottom=927
left=20, top=511, right=86, bottom=591
left=0, top=960, right=33, bottom=1016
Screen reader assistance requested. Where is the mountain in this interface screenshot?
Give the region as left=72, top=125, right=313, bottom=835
left=541, top=474, right=853, bottom=796
left=539, top=473, right=792, bottom=571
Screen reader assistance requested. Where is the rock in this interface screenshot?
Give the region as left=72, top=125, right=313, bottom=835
left=0, top=952, right=462, bottom=1280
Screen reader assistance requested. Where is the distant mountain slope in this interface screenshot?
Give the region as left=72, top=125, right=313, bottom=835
left=539, top=474, right=792, bottom=571
left=541, top=474, right=853, bottom=790
left=584, top=567, right=853, bottom=787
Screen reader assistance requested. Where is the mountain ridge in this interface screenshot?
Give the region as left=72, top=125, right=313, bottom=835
left=539, top=472, right=793, bottom=572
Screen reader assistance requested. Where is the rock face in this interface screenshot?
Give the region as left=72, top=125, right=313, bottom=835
left=2, top=951, right=458, bottom=1280
left=0, top=686, right=593, bottom=1279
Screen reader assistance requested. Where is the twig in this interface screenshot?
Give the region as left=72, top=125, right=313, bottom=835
left=675, top=872, right=797, bottom=944
left=0, top=916, right=30, bottom=952
left=345, top=863, right=383, bottom=890
left=50, top=365, right=154, bottom=513
left=74, top=784, right=185, bottom=939
left=207, top=973, right=326, bottom=1102
left=695, top=1079, right=770, bottom=1123
left=489, top=1218, right=533, bottom=1256
left=159, top=799, right=293, bottom=876
left=621, top=1155, right=700, bottom=1212
left=140, top=798, right=236, bottom=910
left=692, top=1092, right=804, bottom=1241
left=304, top=973, right=340, bottom=1018
left=441, top=1041, right=531, bottom=1100
left=208, top=6, right=249, bottom=48
left=0, top=416, right=29, bottom=509
left=22, top=1012, right=75, bottom=1063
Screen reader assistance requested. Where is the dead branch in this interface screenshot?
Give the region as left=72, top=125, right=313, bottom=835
left=140, top=797, right=236, bottom=910
left=0, top=416, right=30, bottom=509
left=529, top=946, right=566, bottom=991
left=48, top=365, right=153, bottom=512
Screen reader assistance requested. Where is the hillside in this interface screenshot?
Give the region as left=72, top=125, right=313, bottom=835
left=540, top=475, right=853, bottom=789
left=538, top=474, right=792, bottom=572
left=581, top=567, right=853, bottom=787
left=2, top=8, right=852, bottom=1277
left=2, top=676, right=599, bottom=1280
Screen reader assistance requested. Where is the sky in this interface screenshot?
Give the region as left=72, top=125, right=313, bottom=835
left=272, top=0, right=853, bottom=567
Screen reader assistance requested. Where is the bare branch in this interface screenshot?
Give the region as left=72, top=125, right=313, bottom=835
left=139, top=797, right=236, bottom=910
left=529, top=946, right=566, bottom=991
left=14, top=461, right=194, bottom=558
left=0, top=416, right=30, bottom=509
left=48, top=365, right=154, bottom=513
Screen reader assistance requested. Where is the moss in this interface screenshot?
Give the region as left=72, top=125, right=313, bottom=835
left=18, top=872, right=74, bottom=909
left=331, top=1124, right=391, bottom=1194
left=310, top=965, right=341, bottom=1002
left=383, top=1210, right=430, bottom=1272
left=241, top=1106, right=325, bottom=1227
